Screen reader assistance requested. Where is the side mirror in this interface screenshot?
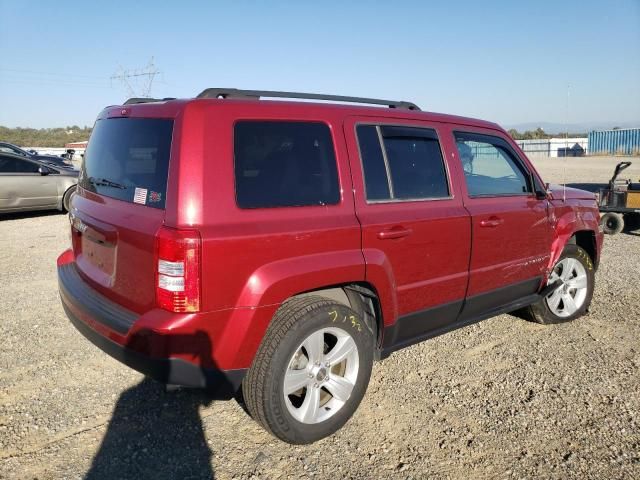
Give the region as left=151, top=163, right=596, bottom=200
left=38, top=166, right=50, bottom=175
left=535, top=189, right=547, bottom=200
left=531, top=175, right=548, bottom=200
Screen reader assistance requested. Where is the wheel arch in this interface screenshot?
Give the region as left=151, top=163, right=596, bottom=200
left=290, top=282, right=386, bottom=357
left=567, top=230, right=598, bottom=268
left=548, top=203, right=602, bottom=273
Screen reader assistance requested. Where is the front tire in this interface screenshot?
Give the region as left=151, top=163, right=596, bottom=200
left=242, top=296, right=374, bottom=444
left=525, top=244, right=595, bottom=324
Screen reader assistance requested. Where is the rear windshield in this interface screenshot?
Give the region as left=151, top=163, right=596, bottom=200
left=80, top=118, right=173, bottom=209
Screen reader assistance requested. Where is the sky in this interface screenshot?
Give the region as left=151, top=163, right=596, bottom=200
left=1, top=0, right=639, bottom=130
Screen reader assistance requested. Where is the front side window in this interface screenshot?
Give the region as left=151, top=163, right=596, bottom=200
left=356, top=125, right=449, bottom=201
left=234, top=121, right=340, bottom=209
left=0, top=155, right=39, bottom=173
left=454, top=132, right=530, bottom=197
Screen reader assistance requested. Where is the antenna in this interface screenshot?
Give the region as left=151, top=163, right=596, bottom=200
left=110, top=57, right=160, bottom=98
left=564, top=84, right=570, bottom=202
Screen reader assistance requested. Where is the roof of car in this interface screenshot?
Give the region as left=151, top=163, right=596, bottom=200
left=102, top=89, right=502, bottom=131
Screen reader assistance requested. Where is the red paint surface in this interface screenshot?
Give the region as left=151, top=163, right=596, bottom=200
left=59, top=98, right=603, bottom=371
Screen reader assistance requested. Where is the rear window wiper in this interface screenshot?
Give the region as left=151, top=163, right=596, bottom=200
left=87, top=176, right=128, bottom=189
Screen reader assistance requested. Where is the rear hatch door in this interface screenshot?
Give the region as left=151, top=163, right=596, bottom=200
left=71, top=116, right=174, bottom=314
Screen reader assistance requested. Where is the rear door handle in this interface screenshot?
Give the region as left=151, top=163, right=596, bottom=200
left=479, top=217, right=504, bottom=228
left=377, top=227, right=413, bottom=240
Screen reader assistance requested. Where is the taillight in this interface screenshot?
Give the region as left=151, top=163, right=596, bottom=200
left=155, top=227, right=201, bottom=313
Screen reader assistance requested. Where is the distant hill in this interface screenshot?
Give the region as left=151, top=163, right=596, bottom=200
left=0, top=126, right=92, bottom=148
left=503, top=121, right=639, bottom=135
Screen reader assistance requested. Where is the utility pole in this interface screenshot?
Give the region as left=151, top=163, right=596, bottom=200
left=110, top=57, right=160, bottom=98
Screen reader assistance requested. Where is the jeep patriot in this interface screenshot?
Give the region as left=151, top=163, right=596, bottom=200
left=57, top=88, right=603, bottom=444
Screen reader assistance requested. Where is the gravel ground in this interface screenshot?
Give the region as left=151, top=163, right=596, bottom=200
left=1, top=156, right=639, bottom=479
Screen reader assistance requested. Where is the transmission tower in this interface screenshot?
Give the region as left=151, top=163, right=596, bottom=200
left=110, top=57, right=161, bottom=98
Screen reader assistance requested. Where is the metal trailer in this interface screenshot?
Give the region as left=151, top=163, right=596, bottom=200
left=597, top=162, right=640, bottom=234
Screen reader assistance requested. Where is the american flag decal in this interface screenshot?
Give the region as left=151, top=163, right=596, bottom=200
left=133, top=188, right=148, bottom=204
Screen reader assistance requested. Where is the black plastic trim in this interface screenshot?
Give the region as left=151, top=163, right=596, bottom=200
left=58, top=263, right=136, bottom=335
left=196, top=88, right=421, bottom=111
left=381, top=299, right=463, bottom=355
left=380, top=277, right=543, bottom=359
left=63, top=303, right=245, bottom=399
left=459, top=277, right=541, bottom=321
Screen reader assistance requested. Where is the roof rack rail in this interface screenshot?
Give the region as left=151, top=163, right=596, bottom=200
left=123, top=97, right=176, bottom=105
left=196, top=88, right=421, bottom=111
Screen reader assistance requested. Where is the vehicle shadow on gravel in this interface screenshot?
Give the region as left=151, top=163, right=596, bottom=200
left=85, top=330, right=222, bottom=479
left=85, top=379, right=216, bottom=480
left=0, top=210, right=63, bottom=221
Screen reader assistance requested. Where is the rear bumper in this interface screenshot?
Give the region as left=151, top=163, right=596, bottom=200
left=58, top=259, right=246, bottom=399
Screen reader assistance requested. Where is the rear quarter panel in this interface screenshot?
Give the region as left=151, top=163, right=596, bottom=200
left=170, top=101, right=365, bottom=313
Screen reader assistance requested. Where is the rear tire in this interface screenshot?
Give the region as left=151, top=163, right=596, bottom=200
left=242, top=296, right=374, bottom=444
left=524, top=244, right=595, bottom=325
left=601, top=212, right=624, bottom=235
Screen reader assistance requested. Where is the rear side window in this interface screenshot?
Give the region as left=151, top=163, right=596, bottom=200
left=234, top=121, right=340, bottom=209
left=356, top=125, right=449, bottom=201
left=80, top=118, right=174, bottom=209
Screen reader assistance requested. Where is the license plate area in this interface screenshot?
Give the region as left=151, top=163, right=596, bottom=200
left=81, top=235, right=115, bottom=276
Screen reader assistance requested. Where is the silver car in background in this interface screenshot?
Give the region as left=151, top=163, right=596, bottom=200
left=0, top=152, right=78, bottom=213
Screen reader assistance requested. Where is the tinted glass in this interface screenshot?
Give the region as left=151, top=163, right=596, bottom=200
left=234, top=121, right=340, bottom=208
left=454, top=132, right=529, bottom=196
left=80, top=118, right=174, bottom=209
left=382, top=129, right=449, bottom=200
left=356, top=125, right=391, bottom=200
left=0, top=146, right=21, bottom=155
left=0, top=155, right=39, bottom=173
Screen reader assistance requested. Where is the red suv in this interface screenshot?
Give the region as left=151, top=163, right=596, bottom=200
left=58, top=88, right=603, bottom=444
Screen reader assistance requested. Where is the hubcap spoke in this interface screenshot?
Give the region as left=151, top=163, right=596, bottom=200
left=561, top=258, right=577, bottom=281
left=567, top=274, right=587, bottom=290
left=284, top=368, right=311, bottom=394
left=547, top=289, right=563, bottom=311
left=563, top=293, right=578, bottom=314
left=324, top=375, right=355, bottom=402
left=299, top=384, right=321, bottom=423
left=303, top=331, right=325, bottom=364
left=324, top=336, right=356, bottom=366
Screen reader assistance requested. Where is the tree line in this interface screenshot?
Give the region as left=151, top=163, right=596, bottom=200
left=507, top=128, right=587, bottom=140
left=0, top=126, right=92, bottom=148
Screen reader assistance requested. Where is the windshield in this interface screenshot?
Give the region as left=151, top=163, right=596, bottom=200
left=80, top=118, right=173, bottom=209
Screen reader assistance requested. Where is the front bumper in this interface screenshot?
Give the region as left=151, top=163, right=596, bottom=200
left=58, top=261, right=245, bottom=399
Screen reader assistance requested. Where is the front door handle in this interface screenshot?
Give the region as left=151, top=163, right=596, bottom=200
left=479, top=217, right=504, bottom=228
left=377, top=226, right=413, bottom=240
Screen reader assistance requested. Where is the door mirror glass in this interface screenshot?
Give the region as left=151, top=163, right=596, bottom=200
left=38, top=166, right=50, bottom=175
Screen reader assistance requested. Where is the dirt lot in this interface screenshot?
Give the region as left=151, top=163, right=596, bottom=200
left=1, top=156, right=639, bottom=479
